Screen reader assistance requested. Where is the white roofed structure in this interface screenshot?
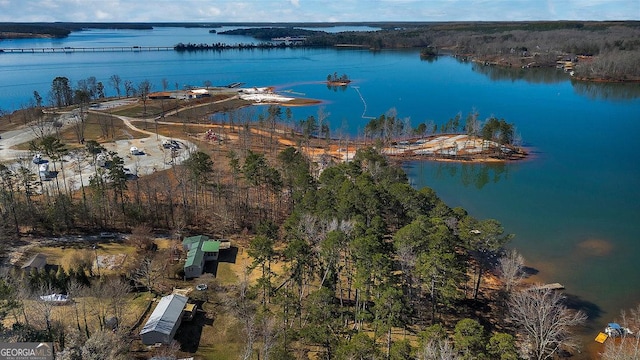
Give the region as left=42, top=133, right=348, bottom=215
left=140, top=294, right=188, bottom=345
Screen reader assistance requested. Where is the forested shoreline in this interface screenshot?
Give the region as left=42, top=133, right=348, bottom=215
left=220, top=22, right=640, bottom=82
left=2, top=21, right=639, bottom=81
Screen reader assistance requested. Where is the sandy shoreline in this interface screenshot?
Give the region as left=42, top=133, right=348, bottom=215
left=381, top=134, right=527, bottom=163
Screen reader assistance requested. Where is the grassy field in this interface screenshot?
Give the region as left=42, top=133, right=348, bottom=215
left=111, top=94, right=242, bottom=120
left=58, top=112, right=148, bottom=144
left=1, top=284, right=152, bottom=337
left=30, top=241, right=138, bottom=276
left=12, top=112, right=148, bottom=151
left=182, top=311, right=245, bottom=360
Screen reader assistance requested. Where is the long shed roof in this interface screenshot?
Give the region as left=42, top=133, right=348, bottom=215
left=22, top=253, right=47, bottom=269
left=140, top=294, right=188, bottom=336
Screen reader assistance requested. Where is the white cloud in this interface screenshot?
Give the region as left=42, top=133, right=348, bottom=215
left=0, top=0, right=636, bottom=22
left=94, top=10, right=110, bottom=20
left=199, top=6, right=222, bottom=18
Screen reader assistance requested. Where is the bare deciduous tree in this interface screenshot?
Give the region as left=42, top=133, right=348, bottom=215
left=498, top=249, right=525, bottom=293
left=55, top=327, right=86, bottom=360
left=418, top=338, right=460, bottom=360
left=28, top=112, right=56, bottom=141
left=132, top=255, right=162, bottom=293
left=66, top=279, right=85, bottom=333
left=138, top=80, right=153, bottom=116
left=127, top=224, right=155, bottom=252
left=81, top=330, right=128, bottom=360
left=151, top=340, right=180, bottom=360
left=509, top=287, right=587, bottom=360
left=104, top=277, right=130, bottom=329
left=259, top=312, right=278, bottom=360
left=32, top=284, right=56, bottom=337
left=109, top=74, right=122, bottom=98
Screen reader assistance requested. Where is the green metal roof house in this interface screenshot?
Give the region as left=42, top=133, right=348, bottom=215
left=182, top=235, right=222, bottom=278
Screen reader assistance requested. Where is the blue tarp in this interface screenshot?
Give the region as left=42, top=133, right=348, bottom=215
left=608, top=323, right=622, bottom=330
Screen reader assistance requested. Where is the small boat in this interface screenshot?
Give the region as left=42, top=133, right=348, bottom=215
left=596, top=323, right=634, bottom=343
left=604, top=323, right=633, bottom=337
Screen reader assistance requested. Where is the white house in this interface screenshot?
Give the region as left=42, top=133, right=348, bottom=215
left=140, top=294, right=188, bottom=345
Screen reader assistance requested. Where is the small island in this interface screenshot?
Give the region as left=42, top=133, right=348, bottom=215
left=326, top=72, right=352, bottom=86
left=357, top=112, right=527, bottom=163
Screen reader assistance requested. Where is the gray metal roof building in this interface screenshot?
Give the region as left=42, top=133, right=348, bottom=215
left=140, top=294, right=188, bottom=345
left=21, top=253, right=47, bottom=272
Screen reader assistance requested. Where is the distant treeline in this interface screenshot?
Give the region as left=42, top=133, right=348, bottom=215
left=218, top=27, right=324, bottom=40
left=0, top=22, right=153, bottom=38
left=174, top=42, right=302, bottom=51
left=0, top=24, right=71, bottom=38
left=216, top=22, right=640, bottom=52
left=0, top=21, right=386, bottom=39
left=219, top=22, right=640, bottom=81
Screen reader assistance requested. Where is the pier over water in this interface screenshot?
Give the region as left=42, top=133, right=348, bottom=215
left=0, top=46, right=174, bottom=53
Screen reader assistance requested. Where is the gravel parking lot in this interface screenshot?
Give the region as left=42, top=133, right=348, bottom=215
left=0, top=108, right=196, bottom=193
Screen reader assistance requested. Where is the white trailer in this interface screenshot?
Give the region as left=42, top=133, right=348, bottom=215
left=38, top=163, right=49, bottom=178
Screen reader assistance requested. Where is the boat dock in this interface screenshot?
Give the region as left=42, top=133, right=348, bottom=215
left=226, top=82, right=245, bottom=88
left=529, top=283, right=565, bottom=291
left=0, top=46, right=174, bottom=53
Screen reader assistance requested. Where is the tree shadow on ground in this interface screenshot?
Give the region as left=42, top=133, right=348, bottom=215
left=175, top=304, right=214, bottom=353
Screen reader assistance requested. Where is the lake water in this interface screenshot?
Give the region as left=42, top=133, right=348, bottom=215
left=2, top=28, right=640, bottom=334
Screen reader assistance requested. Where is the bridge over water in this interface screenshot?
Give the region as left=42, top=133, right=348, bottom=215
left=0, top=46, right=174, bottom=53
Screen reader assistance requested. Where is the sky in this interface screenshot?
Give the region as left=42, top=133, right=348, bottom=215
left=0, top=0, right=638, bottom=22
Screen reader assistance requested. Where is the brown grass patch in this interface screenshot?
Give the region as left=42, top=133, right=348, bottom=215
left=183, top=311, right=244, bottom=360
left=11, top=112, right=148, bottom=151
left=2, top=292, right=151, bottom=336
left=31, top=242, right=138, bottom=275
left=112, top=94, right=243, bottom=120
